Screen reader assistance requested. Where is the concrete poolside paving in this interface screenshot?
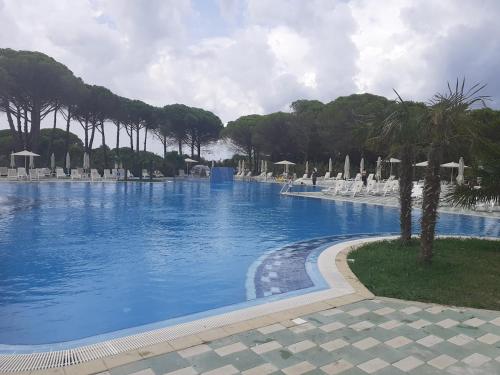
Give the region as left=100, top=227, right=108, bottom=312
left=88, top=298, right=500, bottom=375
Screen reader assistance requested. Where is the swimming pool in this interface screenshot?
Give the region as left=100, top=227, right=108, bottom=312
left=0, top=180, right=499, bottom=347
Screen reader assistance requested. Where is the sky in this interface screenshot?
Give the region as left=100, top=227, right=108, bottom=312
left=1, top=0, right=499, bottom=159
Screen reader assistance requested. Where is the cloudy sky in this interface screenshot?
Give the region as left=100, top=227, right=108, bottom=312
left=1, top=0, right=499, bottom=158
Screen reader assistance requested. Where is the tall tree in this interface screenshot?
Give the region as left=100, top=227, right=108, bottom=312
left=420, top=80, right=488, bottom=264
left=223, top=114, right=262, bottom=167
left=0, top=48, right=80, bottom=152
left=382, top=94, right=427, bottom=244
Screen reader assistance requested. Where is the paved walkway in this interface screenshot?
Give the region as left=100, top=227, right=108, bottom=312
left=102, top=298, right=500, bottom=375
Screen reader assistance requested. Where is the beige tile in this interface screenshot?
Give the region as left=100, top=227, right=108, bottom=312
left=428, top=354, right=457, bottom=370
left=287, top=340, right=316, bottom=354
left=320, top=359, right=353, bottom=374
left=352, top=337, right=380, bottom=350
left=357, top=358, right=388, bottom=374
left=63, top=360, right=107, bottom=375
left=178, top=344, right=212, bottom=358
left=201, top=364, right=238, bottom=375
left=138, top=341, right=174, bottom=358
left=462, top=353, right=491, bottom=367
left=241, top=363, right=278, bottom=375
left=258, top=323, right=286, bottom=335
left=384, top=336, right=412, bottom=349
left=320, top=339, right=348, bottom=352
left=282, top=361, right=315, bottom=375
left=392, top=356, right=423, bottom=372
left=222, top=321, right=253, bottom=335
left=103, top=351, right=142, bottom=369
left=448, top=334, right=473, bottom=346
left=196, top=328, right=228, bottom=342
left=477, top=333, right=500, bottom=344
left=127, top=370, right=155, bottom=375
left=169, top=336, right=204, bottom=351
left=417, top=335, right=443, bottom=348
left=164, top=366, right=198, bottom=375
left=320, top=322, right=345, bottom=333
left=251, top=340, right=282, bottom=355
left=214, top=342, right=247, bottom=357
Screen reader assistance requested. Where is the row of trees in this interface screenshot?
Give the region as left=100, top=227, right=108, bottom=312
left=0, top=48, right=223, bottom=171
left=223, top=83, right=500, bottom=265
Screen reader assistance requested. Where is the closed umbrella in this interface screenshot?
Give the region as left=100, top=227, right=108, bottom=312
left=264, top=160, right=268, bottom=173
left=50, top=153, right=55, bottom=171
left=305, top=161, right=309, bottom=175
left=344, top=155, right=350, bottom=180
left=328, top=158, right=332, bottom=174
left=211, top=160, right=215, bottom=168
left=83, top=152, right=90, bottom=170
left=10, top=152, right=15, bottom=168
left=457, top=157, right=465, bottom=185
left=114, top=161, right=119, bottom=169
left=29, top=155, right=34, bottom=169
left=242, top=160, right=245, bottom=173
left=260, top=159, right=264, bottom=173
left=65, top=152, right=71, bottom=171
left=360, top=157, right=365, bottom=174
left=119, top=161, right=123, bottom=169
left=376, top=156, right=382, bottom=181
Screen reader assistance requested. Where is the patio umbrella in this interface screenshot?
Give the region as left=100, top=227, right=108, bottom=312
left=185, top=157, right=197, bottom=174
left=13, top=150, right=40, bottom=169
left=376, top=156, right=382, bottom=181
left=441, top=161, right=461, bottom=183
left=305, top=161, right=309, bottom=175
left=360, top=157, right=365, bottom=173
left=328, top=158, right=332, bottom=174
left=415, top=161, right=428, bottom=167
left=388, top=157, right=400, bottom=176
left=457, top=157, right=465, bottom=185
left=274, top=160, right=295, bottom=174
left=65, top=152, right=71, bottom=171
left=10, top=152, right=15, bottom=168
left=344, top=155, right=350, bottom=180
left=50, top=153, right=55, bottom=170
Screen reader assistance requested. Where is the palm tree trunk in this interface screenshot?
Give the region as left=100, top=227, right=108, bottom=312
left=420, top=143, right=442, bottom=264
left=399, top=144, right=413, bottom=244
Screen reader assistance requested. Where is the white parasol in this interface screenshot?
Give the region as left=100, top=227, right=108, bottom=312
left=344, top=155, right=350, bottom=180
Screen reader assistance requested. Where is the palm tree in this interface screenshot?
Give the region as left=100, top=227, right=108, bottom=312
left=420, top=80, right=488, bottom=264
left=381, top=92, right=426, bottom=244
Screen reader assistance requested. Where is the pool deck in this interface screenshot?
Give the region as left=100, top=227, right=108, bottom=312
left=283, top=190, right=500, bottom=219
left=6, top=236, right=500, bottom=375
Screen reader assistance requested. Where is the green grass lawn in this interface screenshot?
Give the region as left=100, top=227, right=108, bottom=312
left=348, top=238, right=500, bottom=310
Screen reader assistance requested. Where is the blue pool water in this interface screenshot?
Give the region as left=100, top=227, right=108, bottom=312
left=0, top=181, right=499, bottom=346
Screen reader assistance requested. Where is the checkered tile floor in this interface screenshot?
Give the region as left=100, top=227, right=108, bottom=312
left=101, top=298, right=500, bottom=375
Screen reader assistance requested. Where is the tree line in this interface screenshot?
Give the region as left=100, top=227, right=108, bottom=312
left=0, top=48, right=223, bottom=169
left=223, top=82, right=500, bottom=264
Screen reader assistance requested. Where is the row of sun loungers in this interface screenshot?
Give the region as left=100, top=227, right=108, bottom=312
left=1, top=167, right=166, bottom=181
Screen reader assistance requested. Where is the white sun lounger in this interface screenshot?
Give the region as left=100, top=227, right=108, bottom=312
left=0, top=167, right=8, bottom=177
left=56, top=168, right=66, bottom=179
left=29, top=169, right=38, bottom=181
left=17, top=167, right=28, bottom=180
left=71, top=169, right=82, bottom=180
left=90, top=169, right=101, bottom=181
left=7, top=169, right=17, bottom=180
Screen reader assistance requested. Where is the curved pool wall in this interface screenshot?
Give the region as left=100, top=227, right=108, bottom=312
left=0, top=181, right=499, bottom=348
